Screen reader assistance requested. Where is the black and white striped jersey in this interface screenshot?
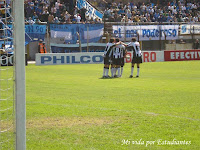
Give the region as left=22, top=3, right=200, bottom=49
left=127, top=42, right=142, bottom=57
left=111, top=44, right=126, bottom=59
left=104, top=43, right=114, bottom=56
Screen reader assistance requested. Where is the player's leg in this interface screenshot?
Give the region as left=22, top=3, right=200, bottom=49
left=107, top=59, right=112, bottom=77
left=103, top=57, right=107, bottom=77
left=136, top=63, right=140, bottom=77
left=114, top=66, right=117, bottom=77
left=120, top=58, right=124, bottom=77
left=111, top=65, right=115, bottom=77
left=130, top=63, right=135, bottom=78
left=116, top=59, right=121, bottom=77
left=106, top=64, right=110, bottom=77
left=117, top=65, right=121, bottom=77
left=111, top=61, right=115, bottom=78
left=120, top=65, right=123, bottom=77
left=114, top=65, right=120, bottom=77
left=103, top=57, right=111, bottom=78
left=112, top=59, right=117, bottom=77
left=136, top=56, right=142, bottom=77
left=103, top=65, right=106, bottom=77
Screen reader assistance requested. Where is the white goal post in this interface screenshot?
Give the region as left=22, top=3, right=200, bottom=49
left=13, top=0, right=26, bottom=149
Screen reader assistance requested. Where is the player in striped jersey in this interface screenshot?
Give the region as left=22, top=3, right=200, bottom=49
left=127, top=38, right=142, bottom=78
left=107, top=38, right=126, bottom=77
left=119, top=44, right=127, bottom=77
left=103, top=38, right=115, bottom=78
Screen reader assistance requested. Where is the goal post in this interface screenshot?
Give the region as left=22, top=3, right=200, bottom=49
left=13, top=0, right=26, bottom=149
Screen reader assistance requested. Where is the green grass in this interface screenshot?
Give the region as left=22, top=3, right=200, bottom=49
left=2, top=61, right=200, bottom=149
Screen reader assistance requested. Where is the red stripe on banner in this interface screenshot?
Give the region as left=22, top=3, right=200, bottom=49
left=164, top=50, right=200, bottom=61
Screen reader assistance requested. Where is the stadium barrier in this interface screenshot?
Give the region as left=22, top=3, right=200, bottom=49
left=36, top=50, right=200, bottom=65
left=164, top=50, right=200, bottom=61
left=35, top=51, right=164, bottom=65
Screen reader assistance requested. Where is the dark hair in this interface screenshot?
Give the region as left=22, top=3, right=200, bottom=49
left=110, top=38, right=115, bottom=43
left=115, top=38, right=120, bottom=42
left=132, top=37, right=136, bottom=42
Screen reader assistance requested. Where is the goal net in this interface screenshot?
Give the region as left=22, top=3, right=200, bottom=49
left=0, top=0, right=15, bottom=149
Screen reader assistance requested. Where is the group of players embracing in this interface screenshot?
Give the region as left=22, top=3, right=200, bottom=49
left=102, top=37, right=142, bottom=78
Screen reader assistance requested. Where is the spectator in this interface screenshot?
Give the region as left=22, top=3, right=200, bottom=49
left=35, top=17, right=41, bottom=24
left=65, top=11, right=71, bottom=23
left=48, top=13, right=54, bottom=23
left=35, top=6, right=43, bottom=19
left=53, top=17, right=60, bottom=23
left=25, top=4, right=34, bottom=18
left=193, top=39, right=199, bottom=49
left=27, top=17, right=35, bottom=25
left=75, top=14, right=81, bottom=23
left=80, top=7, right=87, bottom=22
left=41, top=10, right=49, bottom=22
left=179, top=39, right=185, bottom=44
left=59, top=13, right=65, bottom=23
left=0, top=44, right=5, bottom=54
left=32, top=12, right=38, bottom=20
left=51, top=4, right=57, bottom=16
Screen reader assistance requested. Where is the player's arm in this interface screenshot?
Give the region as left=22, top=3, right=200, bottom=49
left=123, top=46, right=128, bottom=58
left=124, top=49, right=128, bottom=58
left=120, top=41, right=129, bottom=47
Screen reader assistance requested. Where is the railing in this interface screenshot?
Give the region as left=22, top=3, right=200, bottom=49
left=103, top=22, right=200, bottom=50
left=23, top=22, right=200, bottom=57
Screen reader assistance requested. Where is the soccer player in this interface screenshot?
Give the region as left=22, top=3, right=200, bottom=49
left=103, top=38, right=115, bottom=78
left=120, top=48, right=127, bottom=77
left=108, top=38, right=126, bottom=77
left=127, top=37, right=142, bottom=78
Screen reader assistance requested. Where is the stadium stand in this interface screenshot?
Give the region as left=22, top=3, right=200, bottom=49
left=99, top=0, right=200, bottom=22
left=22, top=0, right=199, bottom=24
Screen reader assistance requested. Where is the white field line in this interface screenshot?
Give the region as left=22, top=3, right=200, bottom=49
left=27, top=101, right=200, bottom=121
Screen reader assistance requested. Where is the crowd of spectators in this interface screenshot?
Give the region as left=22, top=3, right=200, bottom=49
left=24, top=0, right=102, bottom=24
left=1, top=0, right=199, bottom=24
left=101, top=0, right=200, bottom=23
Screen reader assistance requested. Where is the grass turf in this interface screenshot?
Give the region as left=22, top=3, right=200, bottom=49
left=4, top=61, right=200, bottom=149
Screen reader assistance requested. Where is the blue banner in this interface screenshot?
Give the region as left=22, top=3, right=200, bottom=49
left=25, top=24, right=46, bottom=45
left=77, top=0, right=103, bottom=19
left=0, top=24, right=46, bottom=47
left=50, top=24, right=104, bottom=44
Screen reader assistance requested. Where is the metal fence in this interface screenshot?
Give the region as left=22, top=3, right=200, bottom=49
left=103, top=22, right=200, bottom=50
left=25, top=22, right=200, bottom=59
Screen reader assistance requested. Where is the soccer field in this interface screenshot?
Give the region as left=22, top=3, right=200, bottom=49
left=25, top=61, right=200, bottom=150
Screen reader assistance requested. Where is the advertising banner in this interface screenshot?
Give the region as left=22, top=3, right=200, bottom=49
left=180, top=24, right=200, bottom=35
left=36, top=51, right=164, bottom=65
left=113, top=25, right=179, bottom=41
left=36, top=52, right=104, bottom=65
left=164, top=50, right=200, bottom=61
left=0, top=54, right=27, bottom=66
left=125, top=51, right=164, bottom=63
left=50, top=24, right=104, bottom=44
